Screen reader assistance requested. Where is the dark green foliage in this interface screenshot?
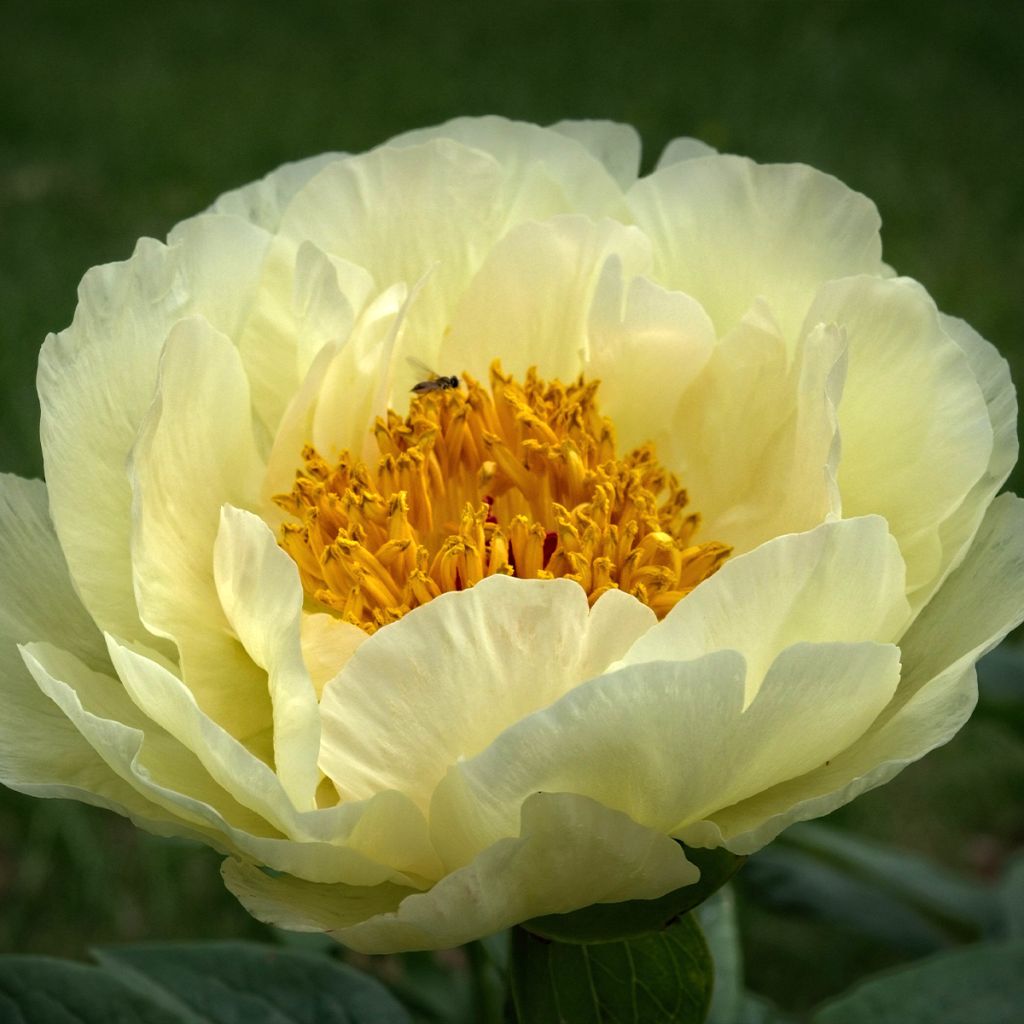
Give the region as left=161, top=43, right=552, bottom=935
left=813, top=941, right=1024, bottom=1024
left=0, top=942, right=413, bottom=1023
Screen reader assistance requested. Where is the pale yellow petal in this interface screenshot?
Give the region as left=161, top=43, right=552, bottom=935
left=430, top=644, right=897, bottom=869
left=310, top=282, right=412, bottom=463
left=0, top=475, right=106, bottom=671
left=0, top=475, right=164, bottom=825
left=656, top=137, right=718, bottom=167
left=628, top=155, right=884, bottom=342
left=667, top=312, right=846, bottom=551
left=237, top=237, right=379, bottom=447
left=299, top=614, right=367, bottom=700
left=129, top=316, right=270, bottom=745
left=213, top=506, right=321, bottom=810
left=38, top=216, right=272, bottom=650
left=911, top=313, right=1019, bottom=610
left=292, top=241, right=375, bottom=380
left=619, top=516, right=909, bottom=703
left=585, top=267, right=716, bottom=453
left=24, top=639, right=437, bottom=886
left=319, top=577, right=654, bottom=811
left=224, top=793, right=697, bottom=953
left=386, top=115, right=628, bottom=213
left=272, top=140, right=511, bottom=372
left=208, top=152, right=346, bottom=231
left=443, top=215, right=652, bottom=383
left=21, top=641, right=272, bottom=839
left=548, top=119, right=642, bottom=189
left=807, top=275, right=993, bottom=600
left=686, top=493, right=1024, bottom=854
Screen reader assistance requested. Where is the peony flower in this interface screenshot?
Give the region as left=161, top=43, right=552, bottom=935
left=1, top=117, right=1021, bottom=953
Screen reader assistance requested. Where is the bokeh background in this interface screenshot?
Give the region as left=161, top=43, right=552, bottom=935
left=1, top=0, right=1022, bottom=1017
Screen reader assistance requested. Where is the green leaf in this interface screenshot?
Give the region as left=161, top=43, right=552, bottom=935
left=509, top=913, right=713, bottom=1024
left=697, top=888, right=742, bottom=1024
left=367, top=950, right=470, bottom=1023
left=742, top=822, right=999, bottom=953
left=380, top=942, right=508, bottom=1024
left=734, top=993, right=798, bottom=1024
left=94, top=941, right=413, bottom=1023
left=524, top=845, right=744, bottom=944
left=1000, top=854, right=1024, bottom=940
left=812, top=940, right=1024, bottom=1024
left=696, top=887, right=796, bottom=1024
left=0, top=956, right=191, bottom=1023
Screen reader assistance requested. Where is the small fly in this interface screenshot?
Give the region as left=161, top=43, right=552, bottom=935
left=408, top=357, right=460, bottom=395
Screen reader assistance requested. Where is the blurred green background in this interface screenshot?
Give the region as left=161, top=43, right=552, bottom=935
left=1, top=0, right=1022, bottom=1017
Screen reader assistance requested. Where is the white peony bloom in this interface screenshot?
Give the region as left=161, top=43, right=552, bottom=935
left=1, top=117, right=1021, bottom=952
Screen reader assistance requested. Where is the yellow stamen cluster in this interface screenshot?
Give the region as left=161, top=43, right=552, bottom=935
left=275, top=362, right=731, bottom=633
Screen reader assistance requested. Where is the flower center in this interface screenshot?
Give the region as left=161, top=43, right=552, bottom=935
left=275, top=362, right=731, bottom=633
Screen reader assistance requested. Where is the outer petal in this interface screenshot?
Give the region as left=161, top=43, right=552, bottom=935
left=20, top=641, right=271, bottom=840
left=0, top=475, right=170, bottom=827
left=430, top=644, right=898, bottom=870
left=915, top=313, right=1019, bottom=608
left=208, top=152, right=346, bottom=231
left=939, top=314, right=1018, bottom=492
left=224, top=793, right=697, bottom=953
left=656, top=137, right=718, bottom=168
left=129, top=317, right=269, bottom=745
left=685, top=493, right=1024, bottom=853
left=549, top=119, right=642, bottom=189
left=619, top=517, right=909, bottom=703
left=806, top=276, right=993, bottom=601
left=442, top=216, right=652, bottom=383
left=38, top=215, right=272, bottom=650
left=107, top=637, right=439, bottom=884
left=628, top=155, right=884, bottom=342
left=319, top=577, right=656, bottom=811
left=22, top=639, right=439, bottom=886
left=385, top=115, right=629, bottom=213
left=213, top=506, right=321, bottom=810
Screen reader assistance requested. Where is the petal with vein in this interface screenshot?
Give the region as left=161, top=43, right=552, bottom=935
left=213, top=506, right=321, bottom=810
left=129, top=317, right=270, bottom=746
left=430, top=643, right=898, bottom=869
left=628, top=155, right=884, bottom=342
left=38, top=215, right=271, bottom=650
left=319, top=577, right=655, bottom=810
left=225, top=792, right=696, bottom=953
left=807, top=275, right=994, bottom=601
left=386, top=115, right=628, bottom=212
left=0, top=475, right=171, bottom=827
left=667, top=312, right=847, bottom=551
left=443, top=215, right=652, bottom=383
left=23, top=640, right=437, bottom=885
left=686, top=493, right=1024, bottom=853
left=619, top=516, right=909, bottom=703
left=585, top=267, right=716, bottom=454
